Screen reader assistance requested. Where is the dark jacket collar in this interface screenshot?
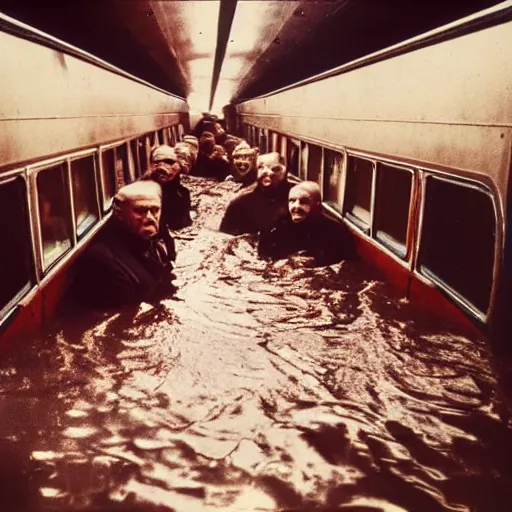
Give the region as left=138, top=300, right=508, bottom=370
left=104, top=217, right=152, bottom=253
left=255, top=179, right=291, bottom=198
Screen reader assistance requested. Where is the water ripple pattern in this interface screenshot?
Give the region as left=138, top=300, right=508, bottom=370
left=0, top=176, right=511, bottom=511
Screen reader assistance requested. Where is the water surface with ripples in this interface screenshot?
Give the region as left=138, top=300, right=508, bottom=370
left=0, top=176, right=511, bottom=511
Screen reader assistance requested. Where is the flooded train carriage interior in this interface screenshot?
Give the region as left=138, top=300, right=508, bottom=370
left=1, top=1, right=512, bottom=511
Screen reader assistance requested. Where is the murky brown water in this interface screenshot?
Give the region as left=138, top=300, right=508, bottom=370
left=1, top=176, right=511, bottom=511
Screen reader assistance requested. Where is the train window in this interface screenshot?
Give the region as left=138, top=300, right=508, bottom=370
left=70, top=155, right=100, bottom=239
left=0, top=176, right=34, bottom=319
left=300, top=142, right=308, bottom=181
left=100, top=149, right=116, bottom=209
left=258, top=128, right=265, bottom=150
left=260, top=134, right=268, bottom=154
left=101, top=144, right=130, bottom=209
left=286, top=139, right=300, bottom=177
left=374, top=163, right=413, bottom=258
left=137, top=135, right=150, bottom=176
left=178, top=124, right=185, bottom=141
left=418, top=176, right=495, bottom=315
left=276, top=134, right=284, bottom=154
left=260, top=128, right=269, bottom=153
left=343, top=155, right=374, bottom=232
left=280, top=137, right=287, bottom=165
left=271, top=132, right=280, bottom=153
left=323, top=149, right=345, bottom=212
left=129, top=140, right=141, bottom=178
left=115, top=143, right=130, bottom=188
left=36, top=163, right=73, bottom=270
left=157, top=129, right=167, bottom=146
left=307, top=144, right=323, bottom=187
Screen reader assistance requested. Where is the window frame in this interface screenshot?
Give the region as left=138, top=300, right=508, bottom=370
left=373, top=161, right=415, bottom=260
left=69, top=149, right=102, bottom=240
left=28, top=157, right=75, bottom=274
left=0, top=170, right=38, bottom=322
left=415, top=171, right=498, bottom=320
left=271, top=131, right=279, bottom=153
left=322, top=147, right=347, bottom=214
left=285, top=137, right=301, bottom=180
left=98, top=141, right=131, bottom=212
left=157, top=128, right=167, bottom=146
left=170, top=125, right=177, bottom=146
left=342, top=152, right=375, bottom=235
left=305, top=142, right=324, bottom=193
left=177, top=123, right=185, bottom=141
left=260, top=128, right=269, bottom=153
left=129, top=138, right=141, bottom=179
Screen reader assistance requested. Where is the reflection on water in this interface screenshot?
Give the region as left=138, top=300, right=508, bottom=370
left=1, top=176, right=511, bottom=511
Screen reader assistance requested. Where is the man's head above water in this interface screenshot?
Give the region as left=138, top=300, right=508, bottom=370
left=257, top=152, right=287, bottom=190
left=174, top=142, right=194, bottom=174
left=232, top=141, right=258, bottom=177
left=183, top=135, right=199, bottom=151
left=288, top=181, right=321, bottom=223
left=113, top=181, right=162, bottom=240
left=149, top=145, right=181, bottom=183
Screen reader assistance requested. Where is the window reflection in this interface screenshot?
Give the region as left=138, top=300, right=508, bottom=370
left=101, top=144, right=131, bottom=210
left=280, top=137, right=287, bottom=165
left=307, top=144, right=323, bottom=186
left=115, top=144, right=129, bottom=189
left=323, top=149, right=345, bottom=212
left=129, top=140, right=139, bottom=180
left=260, top=129, right=269, bottom=153
left=158, top=129, right=166, bottom=146
left=100, top=150, right=116, bottom=209
left=137, top=135, right=150, bottom=176
left=344, top=156, right=374, bottom=232
left=70, top=155, right=100, bottom=238
left=171, top=126, right=178, bottom=146
left=274, top=133, right=282, bottom=154
left=36, top=163, right=72, bottom=269
left=286, top=139, right=300, bottom=177
left=300, top=142, right=308, bottom=181
left=374, top=163, right=412, bottom=258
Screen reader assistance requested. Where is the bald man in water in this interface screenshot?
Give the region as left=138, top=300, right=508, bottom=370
left=258, top=181, right=354, bottom=266
left=75, top=181, right=176, bottom=307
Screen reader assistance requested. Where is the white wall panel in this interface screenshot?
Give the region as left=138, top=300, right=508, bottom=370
left=0, top=31, right=188, bottom=167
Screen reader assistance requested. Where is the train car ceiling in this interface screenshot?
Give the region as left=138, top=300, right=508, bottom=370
left=0, top=0, right=504, bottom=113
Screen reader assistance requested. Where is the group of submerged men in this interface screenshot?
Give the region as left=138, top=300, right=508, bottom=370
left=75, top=118, right=353, bottom=308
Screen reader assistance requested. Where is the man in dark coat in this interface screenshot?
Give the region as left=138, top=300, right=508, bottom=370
left=75, top=181, right=176, bottom=308
left=190, top=131, right=215, bottom=177
left=219, top=152, right=292, bottom=235
left=145, top=145, right=192, bottom=231
left=258, top=181, right=354, bottom=266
